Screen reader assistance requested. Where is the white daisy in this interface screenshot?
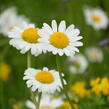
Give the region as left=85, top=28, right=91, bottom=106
left=0, top=7, right=29, bottom=36
left=84, top=7, right=108, bottom=30
left=38, top=20, right=83, bottom=56
left=8, top=22, right=45, bottom=56
left=26, top=95, right=63, bottom=109
left=86, top=47, right=103, bottom=62
left=68, top=54, right=88, bottom=74
left=23, top=67, right=66, bottom=93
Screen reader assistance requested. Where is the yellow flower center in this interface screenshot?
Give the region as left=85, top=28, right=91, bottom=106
left=92, top=15, right=101, bottom=22
left=73, top=60, right=81, bottom=68
left=49, top=32, right=69, bottom=48
left=35, top=71, right=54, bottom=84
left=40, top=105, right=51, bottom=109
left=22, top=28, right=40, bottom=43
left=91, top=52, right=97, bottom=59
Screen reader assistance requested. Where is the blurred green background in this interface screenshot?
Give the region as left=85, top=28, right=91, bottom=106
left=0, top=0, right=109, bottom=109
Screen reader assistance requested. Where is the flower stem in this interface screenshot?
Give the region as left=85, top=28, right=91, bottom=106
left=56, top=55, right=74, bottom=109
left=27, top=52, right=31, bottom=68
left=37, top=92, right=42, bottom=109
left=27, top=52, right=38, bottom=109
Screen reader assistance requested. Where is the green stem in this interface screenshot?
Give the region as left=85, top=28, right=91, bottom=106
left=30, top=89, right=38, bottom=108
left=0, top=81, right=5, bottom=109
left=27, top=52, right=31, bottom=68
left=27, top=52, right=38, bottom=109
left=37, top=92, right=42, bottom=109
left=56, top=55, right=74, bottom=109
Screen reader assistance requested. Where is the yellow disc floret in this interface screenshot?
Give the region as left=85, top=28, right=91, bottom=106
left=73, top=60, right=81, bottom=68
left=49, top=32, right=69, bottom=48
left=35, top=71, right=54, bottom=84
left=92, top=15, right=101, bottom=22
left=91, top=51, right=98, bottom=60
left=22, top=28, right=40, bottom=43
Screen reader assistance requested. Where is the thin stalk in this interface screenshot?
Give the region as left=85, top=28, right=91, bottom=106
left=37, top=92, right=42, bottom=109
left=27, top=52, right=31, bottom=68
left=27, top=52, right=38, bottom=108
left=30, top=89, right=38, bottom=108
left=56, top=55, right=74, bottom=109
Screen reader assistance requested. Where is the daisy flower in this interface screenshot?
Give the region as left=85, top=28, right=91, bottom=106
left=0, top=7, right=29, bottom=36
left=26, top=95, right=63, bottom=109
left=23, top=67, right=66, bottom=93
left=38, top=20, right=83, bottom=56
left=8, top=22, right=44, bottom=56
left=84, top=7, right=108, bottom=30
left=86, top=47, right=103, bottom=62
left=68, top=54, right=88, bottom=74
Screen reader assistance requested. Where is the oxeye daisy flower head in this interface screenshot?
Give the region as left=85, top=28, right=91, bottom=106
left=84, top=7, right=108, bottom=30
left=38, top=20, right=83, bottom=56
left=68, top=54, right=88, bottom=74
left=26, top=95, right=63, bottom=109
left=8, top=22, right=45, bottom=56
left=23, top=67, right=66, bottom=93
left=86, top=47, right=103, bottom=62
left=0, top=7, right=29, bottom=36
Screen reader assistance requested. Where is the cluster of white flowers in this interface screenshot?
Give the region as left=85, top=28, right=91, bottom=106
left=5, top=15, right=83, bottom=107
left=1, top=5, right=108, bottom=109
left=5, top=6, right=107, bottom=108
left=7, top=18, right=83, bottom=108
left=8, top=20, right=83, bottom=57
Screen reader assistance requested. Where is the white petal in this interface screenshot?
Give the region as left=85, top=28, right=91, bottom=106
left=70, top=36, right=83, bottom=42
left=43, top=23, right=53, bottom=34
left=58, top=20, right=66, bottom=32
left=20, top=46, right=30, bottom=54
left=65, top=24, right=75, bottom=33
left=64, top=49, right=70, bottom=56
left=72, top=42, right=83, bottom=46
left=52, top=20, right=57, bottom=32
